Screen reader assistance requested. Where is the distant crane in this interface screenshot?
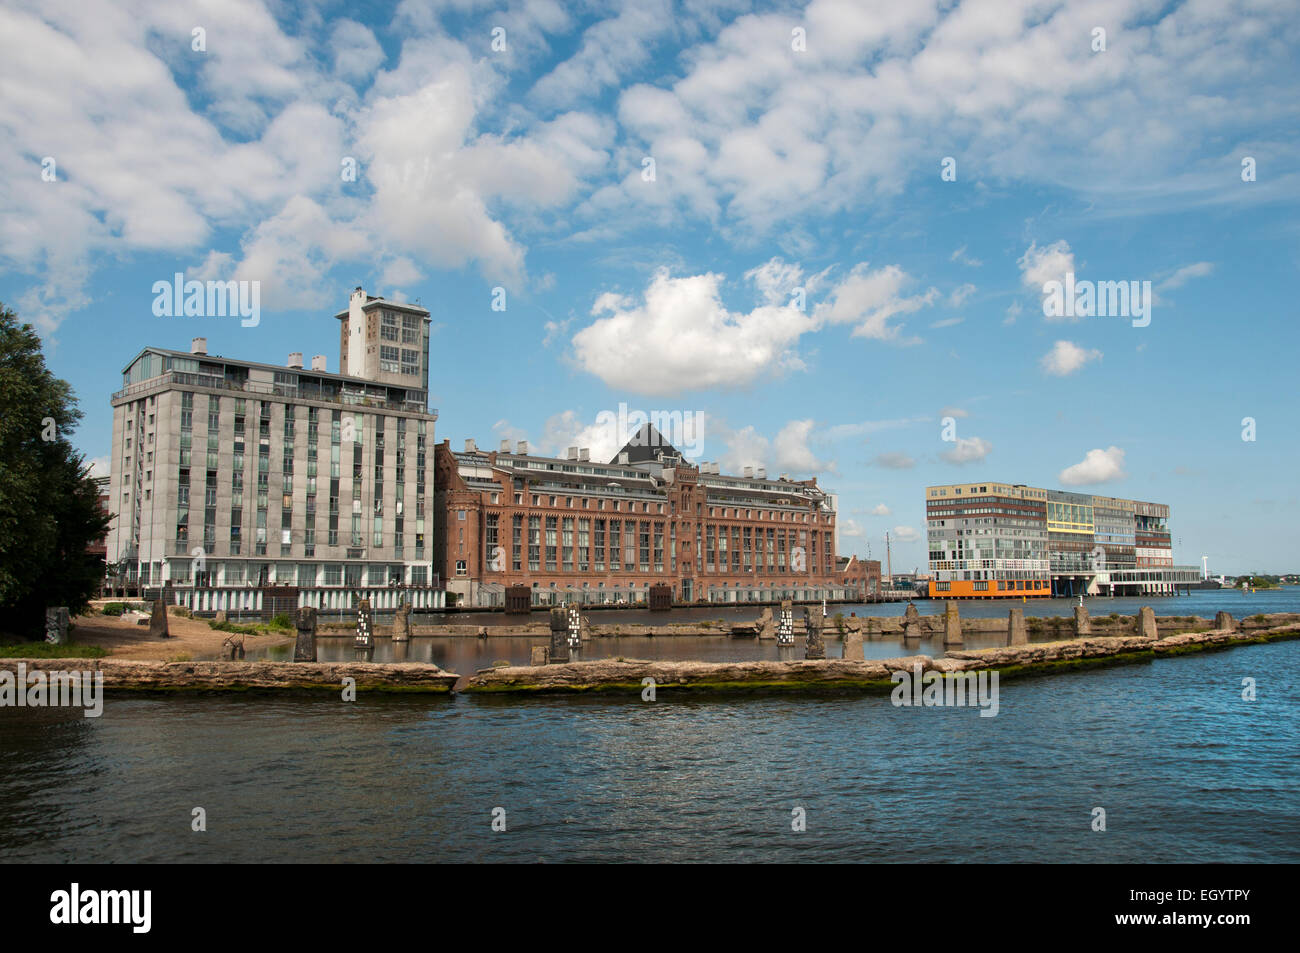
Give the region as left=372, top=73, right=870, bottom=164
left=1201, top=555, right=1209, bottom=580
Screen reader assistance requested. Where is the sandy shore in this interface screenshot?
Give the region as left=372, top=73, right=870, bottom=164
left=69, top=609, right=295, bottom=661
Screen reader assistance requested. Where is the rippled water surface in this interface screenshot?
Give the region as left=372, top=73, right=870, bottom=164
left=2, top=639, right=1297, bottom=862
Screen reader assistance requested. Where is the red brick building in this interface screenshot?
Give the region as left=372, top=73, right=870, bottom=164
left=837, top=554, right=882, bottom=600
left=434, top=426, right=854, bottom=607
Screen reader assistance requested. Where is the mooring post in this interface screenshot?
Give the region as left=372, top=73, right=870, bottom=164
left=354, top=597, right=374, bottom=660
left=804, top=605, right=826, bottom=660
left=1008, top=607, right=1027, bottom=646
left=294, top=605, right=317, bottom=662
left=943, top=600, right=963, bottom=647
left=777, top=600, right=795, bottom=647
left=549, top=605, right=570, bottom=663
left=392, top=601, right=411, bottom=643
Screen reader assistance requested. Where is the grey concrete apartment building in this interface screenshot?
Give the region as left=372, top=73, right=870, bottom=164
left=106, top=288, right=446, bottom=612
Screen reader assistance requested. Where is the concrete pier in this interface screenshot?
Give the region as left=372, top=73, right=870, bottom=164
left=293, top=606, right=317, bottom=662
left=549, top=606, right=570, bottom=663
left=942, top=601, right=963, bottom=647
left=804, top=606, right=826, bottom=660
left=1008, top=608, right=1027, bottom=646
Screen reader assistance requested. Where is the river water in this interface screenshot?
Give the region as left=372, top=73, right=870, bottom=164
left=1, top=618, right=1297, bottom=862
left=291, top=588, right=1300, bottom=671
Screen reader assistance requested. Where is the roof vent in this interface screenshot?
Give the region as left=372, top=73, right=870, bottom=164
left=757, top=467, right=767, bottom=479
left=287, top=352, right=303, bottom=369
left=516, top=440, right=528, bottom=455
left=311, top=355, right=327, bottom=371
left=579, top=448, right=590, bottom=461
left=191, top=337, right=207, bottom=355
left=743, top=466, right=753, bottom=478
left=567, top=446, right=579, bottom=460
left=618, top=451, right=630, bottom=465
left=500, top=439, right=510, bottom=452
left=465, top=439, right=477, bottom=453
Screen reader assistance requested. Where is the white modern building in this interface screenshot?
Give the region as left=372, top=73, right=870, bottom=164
left=106, top=289, right=446, bottom=613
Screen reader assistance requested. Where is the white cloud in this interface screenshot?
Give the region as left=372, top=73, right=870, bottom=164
left=330, top=18, right=386, bottom=82
left=824, top=416, right=927, bottom=440
left=949, top=283, right=976, bottom=307
left=892, top=525, right=921, bottom=543
left=1004, top=300, right=1023, bottom=325
left=1041, top=339, right=1102, bottom=376
left=570, top=267, right=817, bottom=395
left=87, top=455, right=111, bottom=479
left=1157, top=262, right=1214, bottom=291
left=941, top=436, right=992, bottom=465
left=812, top=263, right=938, bottom=340
left=950, top=245, right=982, bottom=267
left=938, top=406, right=968, bottom=419
left=1019, top=239, right=1075, bottom=291
left=1059, top=446, right=1127, bottom=486
left=871, top=503, right=892, bottom=516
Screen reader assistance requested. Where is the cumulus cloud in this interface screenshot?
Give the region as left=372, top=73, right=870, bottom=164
left=811, top=263, right=939, bottom=340
left=571, top=267, right=816, bottom=395
left=1041, top=340, right=1102, bottom=376
left=941, top=436, right=992, bottom=465
left=1059, top=446, right=1127, bottom=486
left=1019, top=240, right=1075, bottom=292
left=892, top=525, right=921, bottom=543
left=871, top=503, right=892, bottom=516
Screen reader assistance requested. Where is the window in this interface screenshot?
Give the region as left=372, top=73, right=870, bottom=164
left=456, top=560, right=467, bottom=575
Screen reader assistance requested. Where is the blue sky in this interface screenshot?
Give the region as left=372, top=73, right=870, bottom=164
left=2, top=0, right=1297, bottom=574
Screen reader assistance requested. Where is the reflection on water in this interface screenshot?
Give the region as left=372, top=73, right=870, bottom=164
left=242, top=588, right=1298, bottom=672
left=419, top=588, right=1300, bottom=628
left=297, top=630, right=1006, bottom=671
left=2, top=640, right=1297, bottom=863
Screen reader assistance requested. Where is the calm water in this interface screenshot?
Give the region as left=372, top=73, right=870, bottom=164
left=281, top=588, right=1300, bottom=671
left=423, top=587, right=1300, bottom=627
left=1, top=639, right=1297, bottom=862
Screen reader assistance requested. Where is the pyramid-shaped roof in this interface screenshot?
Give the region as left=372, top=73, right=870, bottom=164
left=610, top=423, right=682, bottom=464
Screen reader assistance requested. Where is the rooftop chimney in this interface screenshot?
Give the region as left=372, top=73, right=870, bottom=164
left=191, top=337, right=207, bottom=355
left=579, top=448, right=590, bottom=461
left=287, top=352, right=303, bottom=369
left=311, top=355, right=327, bottom=371
left=516, top=440, right=528, bottom=455
left=743, top=466, right=754, bottom=478
left=500, top=439, right=510, bottom=452
left=465, top=438, right=477, bottom=453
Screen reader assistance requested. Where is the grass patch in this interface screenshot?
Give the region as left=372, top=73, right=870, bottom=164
left=0, top=643, right=108, bottom=659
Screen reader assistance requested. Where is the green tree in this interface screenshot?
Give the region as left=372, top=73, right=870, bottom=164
left=0, top=304, right=111, bottom=638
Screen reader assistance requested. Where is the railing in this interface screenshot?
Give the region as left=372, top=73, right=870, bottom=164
left=113, top=371, right=436, bottom=417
